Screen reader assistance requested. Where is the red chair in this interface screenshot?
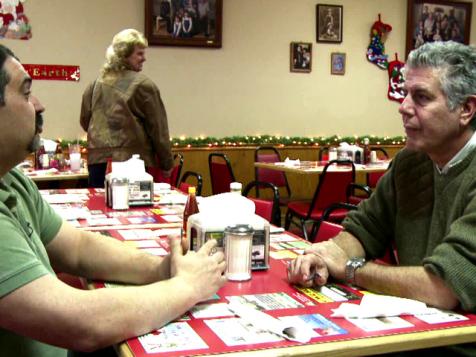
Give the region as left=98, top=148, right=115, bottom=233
left=243, top=180, right=281, bottom=226
left=311, top=202, right=398, bottom=265
left=367, top=147, right=389, bottom=188
left=208, top=153, right=236, bottom=195
left=178, top=171, right=203, bottom=196
left=311, top=202, right=357, bottom=243
left=318, top=146, right=329, bottom=161
left=285, top=159, right=356, bottom=241
left=149, top=153, right=183, bottom=187
left=254, top=146, right=291, bottom=205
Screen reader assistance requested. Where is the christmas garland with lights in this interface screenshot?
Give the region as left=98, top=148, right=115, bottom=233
left=57, top=135, right=405, bottom=150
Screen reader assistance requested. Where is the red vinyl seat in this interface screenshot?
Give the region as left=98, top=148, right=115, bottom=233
left=178, top=170, right=203, bottom=196
left=285, top=159, right=356, bottom=240
left=149, top=153, right=184, bottom=187
left=243, top=180, right=281, bottom=226
left=254, top=146, right=291, bottom=206
left=208, top=153, right=236, bottom=195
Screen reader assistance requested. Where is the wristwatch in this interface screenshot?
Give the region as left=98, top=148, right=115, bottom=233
left=345, top=257, right=366, bottom=285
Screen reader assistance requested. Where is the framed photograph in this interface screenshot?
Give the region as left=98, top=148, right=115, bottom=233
left=316, top=4, right=343, bottom=43
left=406, top=0, right=472, bottom=57
left=290, top=42, right=312, bottom=73
left=331, top=52, right=346, bottom=75
left=145, top=0, right=223, bottom=48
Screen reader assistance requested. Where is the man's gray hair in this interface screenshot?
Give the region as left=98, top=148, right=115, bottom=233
left=406, top=41, right=476, bottom=112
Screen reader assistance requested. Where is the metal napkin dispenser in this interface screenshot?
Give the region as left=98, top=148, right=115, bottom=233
left=187, top=213, right=270, bottom=271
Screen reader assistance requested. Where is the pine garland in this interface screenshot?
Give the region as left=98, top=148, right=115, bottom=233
left=57, top=135, right=405, bottom=150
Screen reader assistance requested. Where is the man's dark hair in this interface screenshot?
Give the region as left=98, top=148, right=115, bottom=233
left=0, top=44, right=16, bottom=106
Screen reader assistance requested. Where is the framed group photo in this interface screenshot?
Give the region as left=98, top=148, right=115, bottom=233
left=145, top=0, right=223, bottom=48
left=290, top=42, right=312, bottom=73
left=406, top=0, right=472, bottom=56
left=331, top=52, right=346, bottom=75
left=316, top=4, right=343, bottom=43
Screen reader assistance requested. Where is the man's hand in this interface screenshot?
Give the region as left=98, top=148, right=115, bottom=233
left=169, top=236, right=227, bottom=302
left=307, top=240, right=350, bottom=281
left=287, top=254, right=329, bottom=287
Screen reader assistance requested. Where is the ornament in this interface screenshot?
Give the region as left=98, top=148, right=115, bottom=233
left=367, top=14, right=392, bottom=70
left=387, top=53, right=405, bottom=103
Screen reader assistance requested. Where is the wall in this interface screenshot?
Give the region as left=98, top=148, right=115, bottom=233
left=3, top=0, right=475, bottom=141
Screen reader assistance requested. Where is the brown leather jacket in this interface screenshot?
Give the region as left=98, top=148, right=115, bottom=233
left=80, top=70, right=173, bottom=170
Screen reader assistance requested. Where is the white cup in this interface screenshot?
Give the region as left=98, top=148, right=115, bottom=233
left=370, top=150, right=378, bottom=163
left=70, top=152, right=81, bottom=171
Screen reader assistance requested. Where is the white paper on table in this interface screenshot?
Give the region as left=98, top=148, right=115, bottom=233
left=154, top=228, right=181, bottom=236
left=227, top=300, right=314, bottom=343
left=331, top=294, right=436, bottom=319
left=42, top=194, right=88, bottom=204
left=283, top=157, right=300, bottom=166
left=161, top=215, right=182, bottom=223
left=51, top=206, right=92, bottom=220
left=119, top=229, right=156, bottom=240
left=157, top=194, right=188, bottom=205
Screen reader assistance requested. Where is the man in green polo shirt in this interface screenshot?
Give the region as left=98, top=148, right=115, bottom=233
left=288, top=41, right=476, bottom=355
left=0, top=45, right=227, bottom=356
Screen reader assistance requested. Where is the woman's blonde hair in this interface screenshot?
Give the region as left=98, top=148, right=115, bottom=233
left=101, top=29, right=148, bottom=77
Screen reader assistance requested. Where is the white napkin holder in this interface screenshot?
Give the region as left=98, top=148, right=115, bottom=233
left=187, top=193, right=270, bottom=270
left=105, top=154, right=153, bottom=207
left=337, top=142, right=364, bottom=164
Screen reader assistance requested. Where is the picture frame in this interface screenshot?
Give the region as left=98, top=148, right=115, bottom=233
left=290, top=42, right=312, bottom=73
left=405, top=0, right=472, bottom=57
left=145, top=0, right=223, bottom=48
left=331, top=52, right=346, bottom=75
left=316, top=4, right=343, bottom=43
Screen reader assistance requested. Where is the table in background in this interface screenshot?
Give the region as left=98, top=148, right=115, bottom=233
left=254, top=161, right=389, bottom=175
left=25, top=168, right=89, bottom=189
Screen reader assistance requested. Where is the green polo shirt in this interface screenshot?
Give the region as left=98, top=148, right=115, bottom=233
left=0, top=168, right=66, bottom=357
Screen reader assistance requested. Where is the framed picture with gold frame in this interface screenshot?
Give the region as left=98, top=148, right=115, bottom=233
left=290, top=42, right=312, bottom=73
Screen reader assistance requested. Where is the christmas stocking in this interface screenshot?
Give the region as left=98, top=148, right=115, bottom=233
left=387, top=53, right=405, bottom=103
left=366, top=14, right=392, bottom=70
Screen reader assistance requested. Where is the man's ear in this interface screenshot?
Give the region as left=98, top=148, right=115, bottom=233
left=460, top=95, right=476, bottom=127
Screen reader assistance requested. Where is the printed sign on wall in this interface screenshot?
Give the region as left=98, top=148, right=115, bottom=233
left=23, top=64, right=80, bottom=81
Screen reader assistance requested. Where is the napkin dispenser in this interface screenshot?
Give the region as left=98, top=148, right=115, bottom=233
left=105, top=155, right=153, bottom=207
left=337, top=143, right=364, bottom=164
left=187, top=213, right=270, bottom=271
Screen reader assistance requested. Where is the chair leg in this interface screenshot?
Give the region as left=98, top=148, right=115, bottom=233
left=284, top=210, right=292, bottom=230
left=309, top=220, right=321, bottom=242
left=301, top=219, right=309, bottom=241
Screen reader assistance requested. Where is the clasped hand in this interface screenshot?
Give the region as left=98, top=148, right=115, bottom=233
left=287, top=240, right=349, bottom=287
left=169, top=236, right=227, bottom=301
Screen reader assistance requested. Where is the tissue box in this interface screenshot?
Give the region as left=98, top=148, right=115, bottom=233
left=187, top=213, right=270, bottom=270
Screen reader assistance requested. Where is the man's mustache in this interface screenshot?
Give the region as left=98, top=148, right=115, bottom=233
left=35, top=112, right=43, bottom=134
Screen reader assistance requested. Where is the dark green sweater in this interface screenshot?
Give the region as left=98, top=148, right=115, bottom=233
left=343, top=148, right=476, bottom=356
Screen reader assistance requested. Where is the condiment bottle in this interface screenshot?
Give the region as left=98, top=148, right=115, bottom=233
left=182, top=186, right=199, bottom=253
left=224, top=224, right=254, bottom=281
left=230, top=182, right=242, bottom=195
left=363, top=138, right=371, bottom=164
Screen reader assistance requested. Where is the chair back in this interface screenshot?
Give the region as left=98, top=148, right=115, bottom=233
left=178, top=171, right=203, bottom=196
left=306, top=160, right=355, bottom=220
left=367, top=147, right=389, bottom=187
left=318, top=146, right=329, bottom=161
left=208, top=153, right=236, bottom=195
left=243, top=180, right=281, bottom=226
left=150, top=153, right=183, bottom=186
left=311, top=202, right=357, bottom=243
left=254, top=146, right=291, bottom=198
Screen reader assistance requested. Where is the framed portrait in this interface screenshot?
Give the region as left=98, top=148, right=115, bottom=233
left=331, top=52, right=346, bottom=75
left=406, top=0, right=472, bottom=57
left=145, top=0, right=223, bottom=48
left=290, top=42, right=312, bottom=73
left=316, top=4, right=343, bottom=43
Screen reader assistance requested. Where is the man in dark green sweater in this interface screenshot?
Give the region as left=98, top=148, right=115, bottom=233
left=288, top=41, right=476, bottom=355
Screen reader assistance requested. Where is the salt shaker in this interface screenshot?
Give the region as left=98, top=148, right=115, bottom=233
left=111, top=177, right=129, bottom=210
left=224, top=224, right=254, bottom=281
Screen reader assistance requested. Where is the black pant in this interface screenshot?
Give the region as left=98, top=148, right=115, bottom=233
left=88, top=163, right=108, bottom=188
